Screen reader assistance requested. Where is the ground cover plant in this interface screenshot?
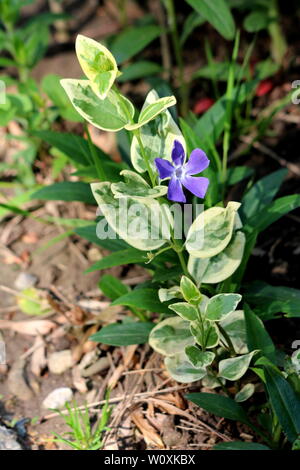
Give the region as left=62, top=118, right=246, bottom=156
left=0, top=0, right=299, bottom=452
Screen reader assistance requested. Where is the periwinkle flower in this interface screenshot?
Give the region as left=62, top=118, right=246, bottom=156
left=155, top=140, right=210, bottom=203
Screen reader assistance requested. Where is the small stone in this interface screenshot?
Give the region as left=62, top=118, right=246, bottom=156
left=48, top=350, right=73, bottom=375
left=81, top=357, right=110, bottom=377
left=0, top=425, right=22, bottom=450
left=42, top=387, right=73, bottom=410
left=14, top=272, right=38, bottom=290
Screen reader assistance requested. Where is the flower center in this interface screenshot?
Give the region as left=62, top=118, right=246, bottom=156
left=175, top=167, right=183, bottom=179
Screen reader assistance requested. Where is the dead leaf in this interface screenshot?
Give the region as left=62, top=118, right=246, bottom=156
left=72, top=324, right=98, bottom=363
left=158, top=392, right=185, bottom=409
left=123, top=345, right=137, bottom=367
left=131, top=409, right=164, bottom=449
left=30, top=337, right=47, bottom=376
left=108, top=364, right=124, bottom=390
left=72, top=366, right=88, bottom=393
left=7, top=358, right=34, bottom=401
left=0, top=319, right=56, bottom=336
left=22, top=232, right=38, bottom=244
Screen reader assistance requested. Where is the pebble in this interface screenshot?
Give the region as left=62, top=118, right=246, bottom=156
left=42, top=387, right=73, bottom=409
left=0, top=425, right=22, bottom=450
left=81, top=357, right=110, bottom=377
left=14, top=272, right=38, bottom=290
left=48, top=349, right=73, bottom=374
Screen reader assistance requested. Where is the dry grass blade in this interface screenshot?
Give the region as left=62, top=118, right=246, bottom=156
left=147, top=398, right=231, bottom=442
left=131, top=409, right=164, bottom=449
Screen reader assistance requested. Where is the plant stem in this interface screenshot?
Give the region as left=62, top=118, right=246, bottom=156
left=176, top=248, right=189, bottom=277
left=208, top=366, right=229, bottom=396
left=217, top=324, right=236, bottom=355
left=222, top=30, right=240, bottom=188
left=84, top=123, right=106, bottom=181
left=164, top=0, right=189, bottom=116
left=133, top=130, right=157, bottom=186
left=204, top=39, right=219, bottom=100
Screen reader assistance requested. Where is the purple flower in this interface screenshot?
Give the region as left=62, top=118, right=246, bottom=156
left=154, top=140, right=210, bottom=203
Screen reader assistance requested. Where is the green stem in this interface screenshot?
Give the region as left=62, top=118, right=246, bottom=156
left=164, top=0, right=188, bottom=116
left=175, top=248, right=189, bottom=277
left=204, top=39, right=219, bottom=100
left=133, top=130, right=157, bottom=187
left=84, top=123, right=106, bottom=181
left=217, top=324, right=236, bottom=355
left=208, top=366, right=229, bottom=396
left=222, top=30, right=240, bottom=189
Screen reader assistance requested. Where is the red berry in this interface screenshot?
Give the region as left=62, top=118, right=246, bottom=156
left=256, top=79, right=273, bottom=97
left=193, top=97, right=215, bottom=114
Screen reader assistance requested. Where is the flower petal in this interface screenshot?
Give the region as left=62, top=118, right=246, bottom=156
left=168, top=176, right=186, bottom=202
left=155, top=158, right=174, bottom=179
left=171, top=140, right=185, bottom=166
left=181, top=175, right=209, bottom=199
left=184, top=148, right=210, bottom=175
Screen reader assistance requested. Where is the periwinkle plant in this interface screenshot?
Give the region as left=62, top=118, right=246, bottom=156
left=61, top=34, right=256, bottom=389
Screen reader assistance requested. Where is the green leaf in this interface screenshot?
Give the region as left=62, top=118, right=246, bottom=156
left=131, top=89, right=185, bottom=173
left=190, top=320, right=219, bottom=349
left=234, top=383, right=255, bottom=403
left=111, top=170, right=167, bottom=199
left=244, top=303, right=276, bottom=362
left=180, top=11, right=205, bottom=45
left=205, top=293, right=242, bottom=321
left=75, top=35, right=118, bottom=99
left=186, top=201, right=241, bottom=258
left=240, top=169, right=287, bottom=225
left=61, top=79, right=134, bottom=131
left=219, top=310, right=248, bottom=354
left=185, top=0, right=235, bottom=40
left=111, top=288, right=170, bottom=314
left=180, top=276, right=201, bottom=304
left=41, top=74, right=83, bottom=122
left=31, top=182, right=95, bottom=204
left=193, top=61, right=242, bottom=82
left=90, top=322, right=154, bottom=346
left=264, top=364, right=300, bottom=442
left=186, top=392, right=250, bottom=424
left=91, top=181, right=171, bottom=251
left=85, top=249, right=147, bottom=272
left=17, top=287, right=51, bottom=316
left=244, top=10, right=269, bottom=33
left=219, top=350, right=258, bottom=381
left=185, top=346, right=215, bottom=367
left=31, top=130, right=112, bottom=169
left=293, top=436, right=300, bottom=450
left=227, top=166, right=254, bottom=185
left=110, top=24, right=161, bottom=64
left=244, top=281, right=300, bottom=320
left=168, top=302, right=198, bottom=321
left=98, top=274, right=129, bottom=301
left=255, top=59, right=280, bottom=80
left=149, top=316, right=195, bottom=356
left=31, top=130, right=89, bottom=166
left=194, top=80, right=258, bottom=146
left=188, top=231, right=246, bottom=285
left=75, top=224, right=127, bottom=251
left=252, top=194, right=300, bottom=233
left=158, top=286, right=182, bottom=302
left=118, top=61, right=162, bottom=82
left=126, top=95, right=176, bottom=130
left=214, top=441, right=270, bottom=450
left=165, top=351, right=206, bottom=383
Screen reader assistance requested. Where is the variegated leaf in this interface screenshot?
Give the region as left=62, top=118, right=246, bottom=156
left=130, top=90, right=186, bottom=173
